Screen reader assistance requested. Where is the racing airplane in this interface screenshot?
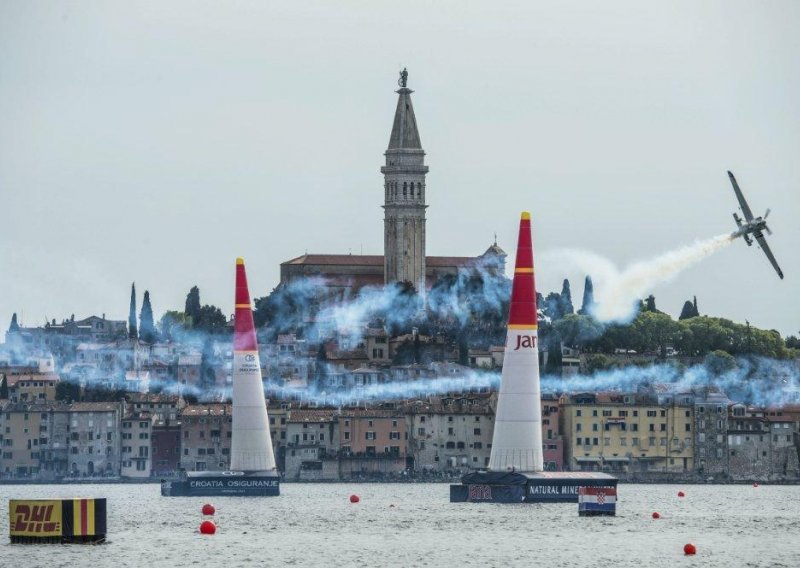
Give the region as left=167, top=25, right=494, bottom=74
left=728, top=170, right=784, bottom=279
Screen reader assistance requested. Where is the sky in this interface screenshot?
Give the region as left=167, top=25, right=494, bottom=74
left=0, top=1, right=798, bottom=337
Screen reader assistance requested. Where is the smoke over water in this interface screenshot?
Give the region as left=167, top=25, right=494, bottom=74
left=545, top=234, right=734, bottom=323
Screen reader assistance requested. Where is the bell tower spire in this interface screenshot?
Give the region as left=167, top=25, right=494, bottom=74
left=382, top=68, right=428, bottom=290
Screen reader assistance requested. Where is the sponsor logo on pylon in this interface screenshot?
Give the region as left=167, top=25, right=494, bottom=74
left=513, top=335, right=537, bottom=350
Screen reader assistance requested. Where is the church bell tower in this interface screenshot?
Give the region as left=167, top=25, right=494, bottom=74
left=382, top=68, right=429, bottom=290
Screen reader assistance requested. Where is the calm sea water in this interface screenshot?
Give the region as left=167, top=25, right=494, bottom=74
left=1, top=483, right=798, bottom=567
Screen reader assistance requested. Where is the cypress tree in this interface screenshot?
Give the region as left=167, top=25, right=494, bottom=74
left=139, top=290, right=157, bottom=343
left=544, top=292, right=563, bottom=321
left=578, top=276, right=595, bottom=316
left=315, top=343, right=328, bottom=388
left=679, top=300, right=695, bottom=320
left=128, top=283, right=138, bottom=339
left=560, top=279, right=574, bottom=316
left=8, top=313, right=20, bottom=333
left=185, top=286, right=201, bottom=327
left=692, top=295, right=700, bottom=317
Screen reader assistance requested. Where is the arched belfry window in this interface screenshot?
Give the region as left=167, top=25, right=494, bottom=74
left=403, top=182, right=407, bottom=197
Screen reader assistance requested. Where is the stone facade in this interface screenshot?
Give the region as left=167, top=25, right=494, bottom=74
left=727, top=404, right=800, bottom=481
left=694, top=392, right=730, bottom=478
left=179, top=404, right=232, bottom=472
left=284, top=410, right=340, bottom=480
left=405, top=397, right=494, bottom=473
left=120, top=410, right=152, bottom=478
left=67, top=402, right=122, bottom=477
left=0, top=402, right=70, bottom=479
left=151, top=420, right=181, bottom=476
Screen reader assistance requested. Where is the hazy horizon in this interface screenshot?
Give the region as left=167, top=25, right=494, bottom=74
left=1, top=2, right=798, bottom=337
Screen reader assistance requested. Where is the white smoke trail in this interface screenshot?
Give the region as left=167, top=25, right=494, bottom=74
left=547, top=234, right=734, bottom=323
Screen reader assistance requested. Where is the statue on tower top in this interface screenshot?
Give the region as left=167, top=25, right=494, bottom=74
left=398, top=67, right=408, bottom=88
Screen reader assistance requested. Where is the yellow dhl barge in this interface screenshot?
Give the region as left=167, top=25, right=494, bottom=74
left=9, top=498, right=107, bottom=544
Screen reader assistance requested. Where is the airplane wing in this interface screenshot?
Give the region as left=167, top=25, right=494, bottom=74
left=728, top=171, right=754, bottom=221
left=754, top=231, right=784, bottom=279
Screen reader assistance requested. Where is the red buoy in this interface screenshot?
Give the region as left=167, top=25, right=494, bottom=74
left=202, top=503, right=216, bottom=516
left=683, top=543, right=697, bottom=555
left=200, top=520, right=216, bottom=535
left=753, top=482, right=759, bottom=488
left=678, top=491, right=686, bottom=497
left=652, top=512, right=661, bottom=519
left=349, top=494, right=360, bottom=504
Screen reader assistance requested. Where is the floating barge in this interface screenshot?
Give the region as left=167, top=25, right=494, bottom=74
left=450, top=471, right=618, bottom=503
left=161, top=471, right=280, bottom=497
left=9, top=498, right=107, bottom=544
left=161, top=258, right=281, bottom=498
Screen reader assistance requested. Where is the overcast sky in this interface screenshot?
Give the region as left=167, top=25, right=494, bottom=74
left=1, top=2, right=798, bottom=337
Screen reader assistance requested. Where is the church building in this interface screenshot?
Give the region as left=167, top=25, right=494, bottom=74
left=280, top=70, right=504, bottom=292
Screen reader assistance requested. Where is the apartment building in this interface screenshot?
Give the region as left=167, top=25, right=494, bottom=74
left=561, top=392, right=694, bottom=474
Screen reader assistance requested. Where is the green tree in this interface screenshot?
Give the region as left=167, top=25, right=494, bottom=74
left=457, top=332, right=469, bottom=366
left=315, top=343, right=328, bottom=387
left=139, top=290, right=157, bottom=343
left=553, top=314, right=604, bottom=347
left=8, top=313, right=19, bottom=333
left=630, top=310, right=680, bottom=356
left=704, top=350, right=737, bottom=375
left=584, top=353, right=615, bottom=373
left=544, top=292, right=564, bottom=321
left=678, top=300, right=696, bottom=320
left=184, top=286, right=202, bottom=327
left=578, top=276, right=595, bottom=316
left=679, top=317, right=786, bottom=358
left=56, top=381, right=81, bottom=402
left=128, top=283, right=138, bottom=339
left=199, top=340, right=217, bottom=391
left=159, top=311, right=188, bottom=341
left=194, top=305, right=228, bottom=334
left=644, top=295, right=657, bottom=313
left=559, top=279, right=574, bottom=316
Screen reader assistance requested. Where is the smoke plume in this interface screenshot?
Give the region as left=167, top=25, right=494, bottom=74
left=545, top=234, right=734, bottom=323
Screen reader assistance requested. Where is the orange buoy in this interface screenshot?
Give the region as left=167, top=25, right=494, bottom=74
left=683, top=543, right=696, bottom=555
left=652, top=512, right=661, bottom=519
left=200, top=520, right=217, bottom=535
left=202, top=503, right=216, bottom=516
left=349, top=494, right=360, bottom=504
left=678, top=491, right=686, bottom=497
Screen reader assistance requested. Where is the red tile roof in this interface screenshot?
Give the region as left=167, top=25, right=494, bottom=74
left=288, top=409, right=337, bottom=423
left=282, top=254, right=476, bottom=267
left=181, top=404, right=231, bottom=417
